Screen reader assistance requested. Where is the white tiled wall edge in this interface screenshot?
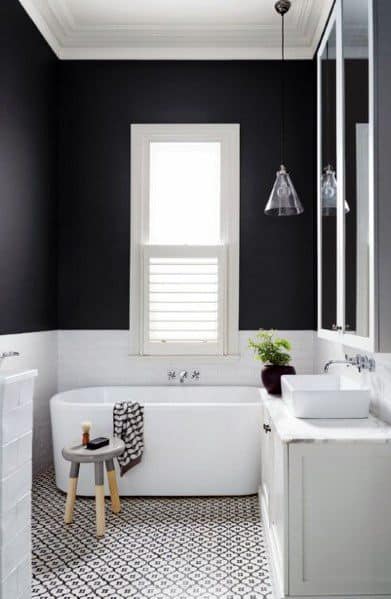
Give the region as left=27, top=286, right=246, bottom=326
left=57, top=329, right=316, bottom=390
left=0, top=331, right=57, bottom=474
left=0, top=373, right=36, bottom=599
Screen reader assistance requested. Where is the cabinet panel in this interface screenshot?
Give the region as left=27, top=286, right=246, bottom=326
left=260, top=406, right=288, bottom=597
left=268, top=427, right=286, bottom=585
left=289, top=443, right=391, bottom=596
left=343, top=0, right=371, bottom=340
left=260, top=406, right=273, bottom=515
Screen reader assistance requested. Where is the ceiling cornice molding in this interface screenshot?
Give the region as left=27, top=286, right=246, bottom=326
left=18, top=0, right=334, bottom=61
left=58, top=46, right=313, bottom=61
left=18, top=0, right=61, bottom=56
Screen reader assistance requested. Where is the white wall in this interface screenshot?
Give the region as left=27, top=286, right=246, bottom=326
left=315, top=336, right=391, bottom=424
left=0, top=332, right=57, bottom=474
left=57, top=330, right=315, bottom=390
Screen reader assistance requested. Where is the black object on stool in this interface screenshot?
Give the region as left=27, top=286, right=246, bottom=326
left=87, top=437, right=110, bottom=450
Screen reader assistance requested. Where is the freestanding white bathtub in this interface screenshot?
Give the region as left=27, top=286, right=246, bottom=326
left=50, top=386, right=262, bottom=496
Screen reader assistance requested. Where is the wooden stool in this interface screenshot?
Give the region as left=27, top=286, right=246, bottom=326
left=62, top=438, right=125, bottom=537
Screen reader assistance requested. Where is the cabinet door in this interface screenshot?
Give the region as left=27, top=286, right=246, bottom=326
left=268, top=426, right=287, bottom=594
left=317, top=0, right=377, bottom=351
left=318, top=10, right=339, bottom=334
left=260, top=408, right=288, bottom=596
left=289, top=443, right=391, bottom=596
left=341, top=0, right=374, bottom=349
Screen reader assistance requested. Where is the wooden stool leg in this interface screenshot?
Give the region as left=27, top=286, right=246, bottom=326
left=95, top=462, right=105, bottom=537
left=105, top=459, right=121, bottom=514
left=64, top=462, right=80, bottom=524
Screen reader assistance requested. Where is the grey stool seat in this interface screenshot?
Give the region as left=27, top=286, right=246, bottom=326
left=62, top=437, right=125, bottom=537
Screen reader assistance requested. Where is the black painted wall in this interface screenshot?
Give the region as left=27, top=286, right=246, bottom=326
left=58, top=61, right=316, bottom=330
left=0, top=0, right=58, bottom=334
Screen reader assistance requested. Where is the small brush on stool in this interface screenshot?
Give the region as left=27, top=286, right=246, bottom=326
left=81, top=421, right=91, bottom=446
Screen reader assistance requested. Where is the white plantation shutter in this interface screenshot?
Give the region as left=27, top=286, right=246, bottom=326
left=130, top=124, right=239, bottom=357
left=142, top=246, right=226, bottom=355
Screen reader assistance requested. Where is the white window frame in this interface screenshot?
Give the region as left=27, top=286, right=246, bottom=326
left=130, top=123, right=240, bottom=357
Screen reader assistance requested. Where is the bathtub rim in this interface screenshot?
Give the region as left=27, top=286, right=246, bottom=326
left=50, top=384, right=263, bottom=408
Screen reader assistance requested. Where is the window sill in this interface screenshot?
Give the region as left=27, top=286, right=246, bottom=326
left=127, top=354, right=241, bottom=364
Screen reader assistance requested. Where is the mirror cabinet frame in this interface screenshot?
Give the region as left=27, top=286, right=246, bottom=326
left=317, top=0, right=376, bottom=351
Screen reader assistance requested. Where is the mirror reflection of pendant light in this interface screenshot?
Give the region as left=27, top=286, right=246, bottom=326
left=265, top=0, right=304, bottom=216
left=321, top=40, right=349, bottom=216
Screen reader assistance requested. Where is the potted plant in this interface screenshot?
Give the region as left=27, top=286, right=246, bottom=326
left=248, top=330, right=296, bottom=395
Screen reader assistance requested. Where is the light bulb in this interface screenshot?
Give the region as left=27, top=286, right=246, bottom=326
left=277, top=180, right=290, bottom=198
left=322, top=177, right=336, bottom=199
left=321, top=165, right=350, bottom=216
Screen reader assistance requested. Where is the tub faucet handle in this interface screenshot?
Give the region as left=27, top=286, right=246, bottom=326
left=179, top=370, right=188, bottom=384
left=0, top=351, right=20, bottom=359
left=191, top=370, right=200, bottom=381
left=167, top=370, right=176, bottom=381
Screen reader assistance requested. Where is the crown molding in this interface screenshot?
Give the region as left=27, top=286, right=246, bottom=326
left=19, top=0, right=334, bottom=61
left=58, top=46, right=312, bottom=61
left=18, top=0, right=61, bottom=56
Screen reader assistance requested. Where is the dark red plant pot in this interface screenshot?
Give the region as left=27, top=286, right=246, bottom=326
left=261, top=364, right=296, bottom=396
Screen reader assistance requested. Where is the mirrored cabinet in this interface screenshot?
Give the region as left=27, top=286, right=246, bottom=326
left=319, top=19, right=338, bottom=334
left=317, top=0, right=391, bottom=352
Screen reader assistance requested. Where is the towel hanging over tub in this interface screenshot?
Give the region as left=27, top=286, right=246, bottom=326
left=113, top=402, right=144, bottom=476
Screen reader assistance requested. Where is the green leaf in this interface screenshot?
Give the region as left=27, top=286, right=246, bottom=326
left=248, top=329, right=292, bottom=366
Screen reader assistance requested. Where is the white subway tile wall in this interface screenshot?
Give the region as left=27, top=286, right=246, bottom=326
left=3, top=329, right=391, bottom=479
left=0, top=373, right=36, bottom=599
left=0, top=331, right=57, bottom=474
left=57, top=330, right=316, bottom=390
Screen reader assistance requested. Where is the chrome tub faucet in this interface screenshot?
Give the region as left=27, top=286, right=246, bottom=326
left=167, top=370, right=200, bottom=383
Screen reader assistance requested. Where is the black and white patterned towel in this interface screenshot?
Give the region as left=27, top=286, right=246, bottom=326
left=113, top=402, right=144, bottom=476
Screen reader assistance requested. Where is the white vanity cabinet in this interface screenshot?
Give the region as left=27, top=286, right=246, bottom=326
left=260, top=392, right=391, bottom=599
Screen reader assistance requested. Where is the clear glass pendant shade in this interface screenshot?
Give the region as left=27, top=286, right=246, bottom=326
left=321, top=165, right=350, bottom=216
left=264, top=165, right=304, bottom=216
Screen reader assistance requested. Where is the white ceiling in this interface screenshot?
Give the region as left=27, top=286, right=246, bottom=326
left=19, top=0, right=334, bottom=60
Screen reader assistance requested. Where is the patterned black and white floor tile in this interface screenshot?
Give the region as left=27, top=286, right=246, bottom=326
left=32, top=471, right=273, bottom=599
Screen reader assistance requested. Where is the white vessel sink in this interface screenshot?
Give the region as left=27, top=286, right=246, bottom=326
left=281, top=375, right=370, bottom=419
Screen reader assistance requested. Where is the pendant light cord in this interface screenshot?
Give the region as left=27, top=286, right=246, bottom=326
left=281, top=12, right=285, bottom=167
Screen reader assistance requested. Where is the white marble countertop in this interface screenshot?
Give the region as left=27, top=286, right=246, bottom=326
left=260, top=389, right=391, bottom=443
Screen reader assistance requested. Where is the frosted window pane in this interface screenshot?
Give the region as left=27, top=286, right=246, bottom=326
left=149, top=142, right=221, bottom=244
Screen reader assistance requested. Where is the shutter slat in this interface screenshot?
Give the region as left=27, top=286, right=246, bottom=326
left=144, top=249, right=224, bottom=352
left=149, top=331, right=218, bottom=341
left=150, top=302, right=218, bottom=312
left=150, top=313, right=218, bottom=322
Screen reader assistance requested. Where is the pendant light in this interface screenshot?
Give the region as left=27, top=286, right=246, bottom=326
left=265, top=0, right=304, bottom=216
left=321, top=40, right=349, bottom=216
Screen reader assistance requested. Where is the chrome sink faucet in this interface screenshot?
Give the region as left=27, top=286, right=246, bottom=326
left=324, top=353, right=376, bottom=374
